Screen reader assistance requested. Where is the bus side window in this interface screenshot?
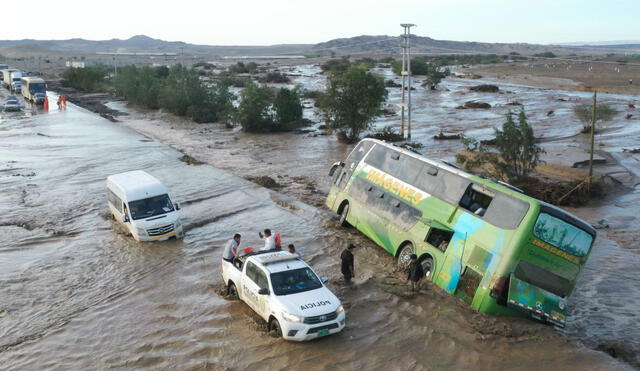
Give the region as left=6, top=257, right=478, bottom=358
left=426, top=228, right=454, bottom=252
left=459, top=184, right=493, bottom=217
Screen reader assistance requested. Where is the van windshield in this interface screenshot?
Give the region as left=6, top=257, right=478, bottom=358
left=270, top=267, right=323, bottom=296
left=128, top=194, right=174, bottom=220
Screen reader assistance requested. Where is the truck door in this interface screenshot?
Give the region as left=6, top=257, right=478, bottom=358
left=242, top=262, right=268, bottom=316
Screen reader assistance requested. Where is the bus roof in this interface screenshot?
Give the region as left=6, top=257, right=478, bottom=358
left=360, top=138, right=594, bottom=232
left=360, top=138, right=527, bottom=200
left=107, top=170, right=168, bottom=202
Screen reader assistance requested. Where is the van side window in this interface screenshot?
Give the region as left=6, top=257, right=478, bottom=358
left=107, top=189, right=123, bottom=213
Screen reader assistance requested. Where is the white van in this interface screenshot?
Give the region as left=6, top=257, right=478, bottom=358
left=106, top=170, right=184, bottom=241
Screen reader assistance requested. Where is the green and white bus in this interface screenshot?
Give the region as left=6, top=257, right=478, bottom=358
left=326, top=138, right=596, bottom=326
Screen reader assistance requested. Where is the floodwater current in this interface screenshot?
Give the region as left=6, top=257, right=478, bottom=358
left=0, top=83, right=637, bottom=370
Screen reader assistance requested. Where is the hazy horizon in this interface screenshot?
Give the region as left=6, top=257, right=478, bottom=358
left=1, top=0, right=638, bottom=46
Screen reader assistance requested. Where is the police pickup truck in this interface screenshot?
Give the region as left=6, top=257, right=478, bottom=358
left=221, top=251, right=346, bottom=341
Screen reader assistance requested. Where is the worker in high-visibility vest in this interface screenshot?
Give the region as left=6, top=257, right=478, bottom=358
left=43, top=96, right=49, bottom=111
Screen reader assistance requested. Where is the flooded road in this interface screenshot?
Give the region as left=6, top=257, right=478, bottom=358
left=0, top=86, right=635, bottom=370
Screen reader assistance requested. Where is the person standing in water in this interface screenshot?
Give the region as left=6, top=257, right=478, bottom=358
left=340, top=244, right=356, bottom=283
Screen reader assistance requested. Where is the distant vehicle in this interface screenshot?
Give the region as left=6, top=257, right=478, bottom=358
left=9, top=71, right=22, bottom=92
left=3, top=95, right=24, bottom=112
left=21, top=77, right=47, bottom=104
left=222, top=251, right=346, bottom=341
left=106, top=170, right=184, bottom=242
left=1, top=68, right=18, bottom=89
left=326, top=138, right=596, bottom=327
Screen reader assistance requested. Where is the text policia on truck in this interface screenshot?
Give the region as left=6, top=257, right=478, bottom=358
left=107, top=170, right=184, bottom=242
left=222, top=251, right=346, bottom=341
left=325, top=138, right=596, bottom=327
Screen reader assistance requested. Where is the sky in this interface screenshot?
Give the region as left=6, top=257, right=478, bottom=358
left=2, top=0, right=638, bottom=45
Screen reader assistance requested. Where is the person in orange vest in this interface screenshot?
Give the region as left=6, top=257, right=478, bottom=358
left=61, top=95, right=67, bottom=108
left=43, top=96, right=49, bottom=111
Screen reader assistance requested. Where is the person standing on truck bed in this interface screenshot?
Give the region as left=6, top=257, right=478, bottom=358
left=222, top=234, right=242, bottom=263
left=259, top=229, right=276, bottom=251
left=406, top=254, right=424, bottom=293
left=340, top=244, right=356, bottom=283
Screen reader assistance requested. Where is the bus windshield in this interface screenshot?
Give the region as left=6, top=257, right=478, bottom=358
left=128, top=194, right=174, bottom=220
left=270, top=267, right=323, bottom=296
left=533, top=213, right=593, bottom=257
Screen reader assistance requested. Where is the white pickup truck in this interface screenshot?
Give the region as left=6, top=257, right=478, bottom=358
left=221, top=251, right=346, bottom=341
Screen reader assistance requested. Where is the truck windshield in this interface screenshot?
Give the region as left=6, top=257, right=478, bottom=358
left=128, top=194, right=174, bottom=220
left=533, top=213, right=593, bottom=257
left=29, top=83, right=46, bottom=94
left=270, top=267, right=323, bottom=296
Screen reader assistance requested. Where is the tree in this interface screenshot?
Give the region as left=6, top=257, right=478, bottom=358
left=573, top=103, right=618, bottom=132
left=234, top=82, right=274, bottom=132
left=495, top=109, right=544, bottom=180
left=273, top=87, right=303, bottom=127
left=320, top=57, right=352, bottom=75
left=320, top=66, right=387, bottom=143
left=422, top=64, right=447, bottom=90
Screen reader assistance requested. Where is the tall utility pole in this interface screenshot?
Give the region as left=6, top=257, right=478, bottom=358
left=588, top=90, right=597, bottom=187
left=400, top=24, right=416, bottom=139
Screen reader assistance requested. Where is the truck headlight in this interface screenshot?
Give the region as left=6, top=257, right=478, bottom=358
left=136, top=227, right=147, bottom=236
left=336, top=304, right=345, bottom=314
left=282, top=311, right=302, bottom=323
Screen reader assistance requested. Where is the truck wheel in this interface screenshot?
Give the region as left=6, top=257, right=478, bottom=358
left=269, top=318, right=282, bottom=338
left=397, top=243, right=414, bottom=269
left=339, top=203, right=350, bottom=227
left=227, top=282, right=238, bottom=299
left=420, top=256, right=434, bottom=281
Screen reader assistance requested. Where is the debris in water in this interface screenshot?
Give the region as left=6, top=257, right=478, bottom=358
left=470, top=84, right=499, bottom=93
left=457, top=101, right=492, bottom=109
left=179, top=154, right=205, bottom=165
left=247, top=175, right=280, bottom=188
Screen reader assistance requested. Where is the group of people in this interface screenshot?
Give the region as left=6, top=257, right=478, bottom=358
left=223, top=233, right=424, bottom=294
left=221, top=229, right=300, bottom=264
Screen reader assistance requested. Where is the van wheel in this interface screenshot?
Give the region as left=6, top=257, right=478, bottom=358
left=420, top=256, right=434, bottom=281
left=339, top=203, right=350, bottom=227
left=397, top=243, right=414, bottom=269
left=269, top=318, right=282, bottom=338
left=227, top=282, right=238, bottom=299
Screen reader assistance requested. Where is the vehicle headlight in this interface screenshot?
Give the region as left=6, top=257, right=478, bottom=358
left=136, top=227, right=147, bottom=236
left=282, top=311, right=302, bottom=323
left=336, top=304, right=345, bottom=314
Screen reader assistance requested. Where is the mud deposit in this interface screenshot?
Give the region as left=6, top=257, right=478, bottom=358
left=0, top=78, right=638, bottom=370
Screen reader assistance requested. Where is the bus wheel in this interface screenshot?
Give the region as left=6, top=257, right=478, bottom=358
left=339, top=203, right=350, bottom=227
left=397, top=243, right=414, bottom=269
left=269, top=318, right=283, bottom=338
left=420, top=256, right=434, bottom=281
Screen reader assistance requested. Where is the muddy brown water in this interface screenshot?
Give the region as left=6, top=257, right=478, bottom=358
left=0, top=81, right=638, bottom=369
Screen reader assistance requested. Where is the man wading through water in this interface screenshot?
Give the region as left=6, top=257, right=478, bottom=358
left=340, top=244, right=356, bottom=283
left=406, top=254, right=424, bottom=294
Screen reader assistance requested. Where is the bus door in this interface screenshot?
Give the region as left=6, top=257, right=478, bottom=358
left=506, top=260, right=568, bottom=327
